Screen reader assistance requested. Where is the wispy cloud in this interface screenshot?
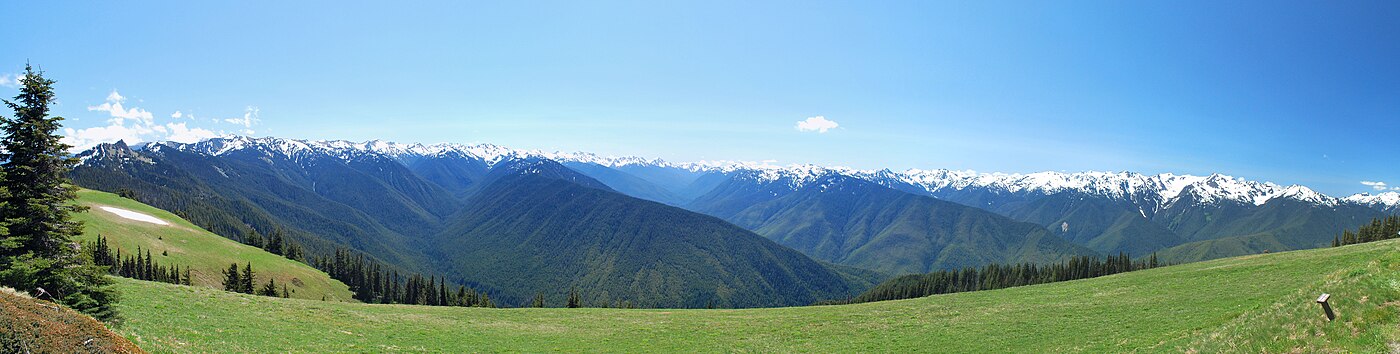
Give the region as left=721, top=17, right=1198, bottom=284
left=0, top=73, right=25, bottom=88
left=795, top=116, right=839, bottom=133
left=62, top=90, right=231, bottom=151
left=1361, top=181, right=1389, bottom=191
left=224, top=106, right=260, bottom=134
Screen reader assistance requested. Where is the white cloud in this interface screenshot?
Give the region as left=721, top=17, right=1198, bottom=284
left=225, top=106, right=259, bottom=128
left=62, top=90, right=236, bottom=151
left=1361, top=181, right=1388, bottom=191
left=795, top=116, right=839, bottom=133
left=163, top=122, right=221, bottom=143
left=0, top=73, right=24, bottom=88
left=87, top=90, right=154, bottom=126
left=63, top=124, right=158, bottom=150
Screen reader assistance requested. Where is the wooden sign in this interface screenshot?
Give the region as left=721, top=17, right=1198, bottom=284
left=1316, top=293, right=1335, bottom=321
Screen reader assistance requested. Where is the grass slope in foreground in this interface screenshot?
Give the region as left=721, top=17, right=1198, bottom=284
left=73, top=188, right=354, bottom=302
left=112, top=239, right=1400, bottom=352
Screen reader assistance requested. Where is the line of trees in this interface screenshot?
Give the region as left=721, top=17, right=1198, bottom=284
left=220, top=262, right=291, bottom=298
left=0, top=65, right=117, bottom=320
left=237, top=226, right=305, bottom=263
left=827, top=253, right=1164, bottom=305
left=1333, top=215, right=1400, bottom=247
left=311, top=247, right=494, bottom=307
left=559, top=286, right=637, bottom=309
left=89, top=235, right=191, bottom=286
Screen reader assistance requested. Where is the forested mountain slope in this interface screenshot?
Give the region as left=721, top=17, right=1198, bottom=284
left=72, top=140, right=441, bottom=273
left=73, top=140, right=875, bottom=308
left=431, top=160, right=875, bottom=307
left=720, top=174, right=1094, bottom=274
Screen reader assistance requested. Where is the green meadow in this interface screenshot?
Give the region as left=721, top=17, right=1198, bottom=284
left=110, top=238, right=1400, bottom=352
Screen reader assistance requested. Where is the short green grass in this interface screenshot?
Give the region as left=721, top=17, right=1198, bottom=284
left=111, top=238, right=1400, bottom=352
left=75, top=189, right=353, bottom=302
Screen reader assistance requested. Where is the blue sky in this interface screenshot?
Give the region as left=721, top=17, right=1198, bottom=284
left=2, top=1, right=1397, bottom=196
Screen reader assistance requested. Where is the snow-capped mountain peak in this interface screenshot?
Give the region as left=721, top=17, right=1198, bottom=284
left=1343, top=192, right=1400, bottom=210
left=892, top=169, right=1340, bottom=210
left=138, top=136, right=1371, bottom=212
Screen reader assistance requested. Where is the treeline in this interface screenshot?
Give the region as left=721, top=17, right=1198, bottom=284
left=1333, top=215, right=1400, bottom=247
left=221, top=263, right=292, bottom=298
left=118, top=188, right=310, bottom=263
left=560, top=286, right=639, bottom=309
left=234, top=223, right=305, bottom=263
left=827, top=253, right=1164, bottom=305
left=89, top=235, right=192, bottom=286
left=311, top=248, right=494, bottom=307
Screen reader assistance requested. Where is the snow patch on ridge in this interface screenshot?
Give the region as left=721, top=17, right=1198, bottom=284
left=1344, top=192, right=1400, bottom=210
left=98, top=206, right=170, bottom=226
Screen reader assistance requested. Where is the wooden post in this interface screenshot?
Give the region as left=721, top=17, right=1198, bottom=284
left=1317, top=293, right=1335, bottom=321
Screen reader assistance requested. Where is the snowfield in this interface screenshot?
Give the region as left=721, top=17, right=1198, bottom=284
left=98, top=206, right=170, bottom=226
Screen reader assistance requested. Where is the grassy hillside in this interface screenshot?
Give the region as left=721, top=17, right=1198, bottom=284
left=111, top=239, right=1400, bottom=352
left=74, top=189, right=354, bottom=302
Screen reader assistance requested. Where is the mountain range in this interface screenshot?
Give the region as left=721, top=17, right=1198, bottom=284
left=70, top=136, right=1397, bottom=305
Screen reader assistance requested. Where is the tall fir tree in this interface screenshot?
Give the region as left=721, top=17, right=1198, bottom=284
left=266, top=228, right=285, bottom=256
left=566, top=286, right=581, bottom=308
left=0, top=64, right=116, bottom=320
left=240, top=262, right=255, bottom=294
left=222, top=263, right=242, bottom=292
left=259, top=278, right=279, bottom=297
left=244, top=228, right=264, bottom=249
left=284, top=241, right=304, bottom=262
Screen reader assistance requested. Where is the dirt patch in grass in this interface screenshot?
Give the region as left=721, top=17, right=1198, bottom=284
left=0, top=287, right=144, bottom=353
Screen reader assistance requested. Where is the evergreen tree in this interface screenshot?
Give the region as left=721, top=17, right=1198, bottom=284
left=438, top=280, right=448, bottom=307
left=240, top=262, right=255, bottom=294
left=531, top=293, right=545, bottom=308
left=478, top=293, right=493, bottom=308
left=267, top=228, right=286, bottom=256
left=259, top=278, right=279, bottom=297
left=244, top=229, right=264, bottom=249
left=566, top=286, right=581, bottom=308
left=144, top=249, right=155, bottom=279
left=0, top=65, right=116, bottom=320
left=284, top=241, right=304, bottom=262
left=222, top=263, right=242, bottom=292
